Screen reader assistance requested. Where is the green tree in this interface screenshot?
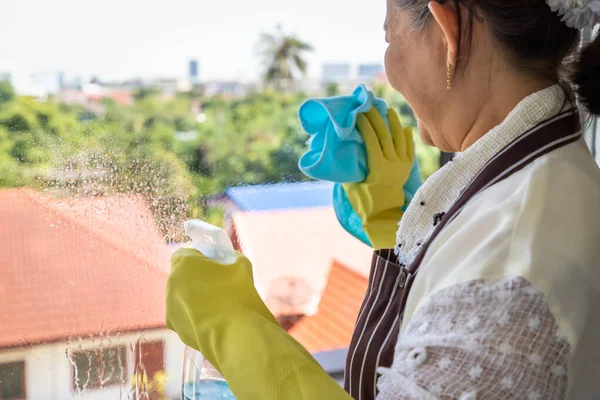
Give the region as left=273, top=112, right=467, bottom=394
left=0, top=81, right=15, bottom=104
left=134, top=87, right=160, bottom=101
left=0, top=76, right=441, bottom=239
left=258, top=26, right=313, bottom=89
left=325, top=82, right=340, bottom=97
left=194, top=90, right=309, bottom=190
left=0, top=127, right=23, bottom=186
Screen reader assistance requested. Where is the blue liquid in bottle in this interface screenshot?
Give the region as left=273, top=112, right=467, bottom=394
left=182, top=380, right=236, bottom=400
left=181, top=342, right=237, bottom=400
left=180, top=220, right=238, bottom=400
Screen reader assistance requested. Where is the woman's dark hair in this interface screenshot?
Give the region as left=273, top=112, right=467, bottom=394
left=395, top=0, right=600, bottom=115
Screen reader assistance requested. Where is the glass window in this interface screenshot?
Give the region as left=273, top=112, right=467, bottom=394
left=0, top=1, right=471, bottom=398
left=0, top=361, right=25, bottom=400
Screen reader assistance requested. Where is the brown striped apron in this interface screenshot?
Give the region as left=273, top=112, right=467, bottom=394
left=344, top=110, right=582, bottom=400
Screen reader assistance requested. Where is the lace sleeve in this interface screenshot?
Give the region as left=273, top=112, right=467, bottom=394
left=376, top=277, right=570, bottom=400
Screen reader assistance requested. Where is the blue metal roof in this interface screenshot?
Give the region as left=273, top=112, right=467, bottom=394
left=225, top=181, right=334, bottom=211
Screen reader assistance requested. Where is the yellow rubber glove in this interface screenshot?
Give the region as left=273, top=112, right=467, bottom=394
left=342, top=107, right=415, bottom=249
left=166, top=248, right=352, bottom=400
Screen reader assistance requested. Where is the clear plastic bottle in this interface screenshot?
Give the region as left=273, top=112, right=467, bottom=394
left=181, top=220, right=237, bottom=400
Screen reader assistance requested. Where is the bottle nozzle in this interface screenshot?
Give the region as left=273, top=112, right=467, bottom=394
left=184, top=220, right=236, bottom=265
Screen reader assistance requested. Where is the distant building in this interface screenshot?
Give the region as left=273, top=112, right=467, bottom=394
left=202, top=81, right=249, bottom=98
left=214, top=181, right=373, bottom=383
left=0, top=58, right=63, bottom=98
left=189, top=59, right=199, bottom=83
left=320, top=62, right=385, bottom=92
left=322, top=63, right=351, bottom=83
left=358, top=63, right=384, bottom=81
left=0, top=189, right=183, bottom=400
left=55, top=83, right=134, bottom=115
left=288, top=261, right=368, bottom=384
left=57, top=71, right=65, bottom=90
left=152, top=77, right=192, bottom=93
left=211, top=180, right=372, bottom=314
left=218, top=181, right=334, bottom=213
left=118, top=78, right=145, bottom=90
left=65, top=75, right=84, bottom=90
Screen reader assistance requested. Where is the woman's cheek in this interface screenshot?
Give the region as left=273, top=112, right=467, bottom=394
left=416, top=119, right=434, bottom=146
left=384, top=44, right=405, bottom=93
left=385, top=43, right=423, bottom=114
left=386, top=44, right=433, bottom=147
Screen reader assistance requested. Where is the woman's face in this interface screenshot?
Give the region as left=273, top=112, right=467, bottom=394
left=384, top=4, right=439, bottom=147
left=384, top=1, right=491, bottom=152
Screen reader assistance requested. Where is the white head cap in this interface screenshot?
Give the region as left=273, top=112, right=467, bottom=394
left=547, top=0, right=600, bottom=29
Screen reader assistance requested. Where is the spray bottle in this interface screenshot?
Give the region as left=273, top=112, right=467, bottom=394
left=181, top=220, right=237, bottom=400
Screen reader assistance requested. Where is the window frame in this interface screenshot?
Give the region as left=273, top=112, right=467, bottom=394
left=582, top=27, right=599, bottom=163
left=0, top=360, right=26, bottom=400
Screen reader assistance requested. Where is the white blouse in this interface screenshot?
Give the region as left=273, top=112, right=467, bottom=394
left=377, top=86, right=600, bottom=399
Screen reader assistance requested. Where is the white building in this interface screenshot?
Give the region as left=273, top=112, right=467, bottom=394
left=0, top=58, right=62, bottom=98
left=322, top=63, right=351, bottom=84
left=0, top=330, right=184, bottom=400
left=320, top=62, right=386, bottom=93
left=0, top=189, right=184, bottom=400
left=357, top=64, right=384, bottom=81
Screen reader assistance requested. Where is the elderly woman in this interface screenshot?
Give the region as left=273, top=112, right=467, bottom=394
left=166, top=0, right=600, bottom=399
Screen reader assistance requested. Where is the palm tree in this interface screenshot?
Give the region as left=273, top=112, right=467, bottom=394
left=258, top=25, right=313, bottom=90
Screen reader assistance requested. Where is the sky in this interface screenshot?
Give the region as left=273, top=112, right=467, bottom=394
left=0, top=0, right=389, bottom=82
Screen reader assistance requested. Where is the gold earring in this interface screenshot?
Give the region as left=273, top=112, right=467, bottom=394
left=447, top=62, right=454, bottom=90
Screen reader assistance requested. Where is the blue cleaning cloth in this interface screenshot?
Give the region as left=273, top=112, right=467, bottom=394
left=298, top=85, right=388, bottom=183
left=298, top=85, right=423, bottom=247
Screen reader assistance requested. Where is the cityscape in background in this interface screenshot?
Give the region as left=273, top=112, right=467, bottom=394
left=0, top=29, right=401, bottom=399
left=0, top=11, right=424, bottom=398
left=0, top=58, right=387, bottom=101
left=1, top=0, right=598, bottom=395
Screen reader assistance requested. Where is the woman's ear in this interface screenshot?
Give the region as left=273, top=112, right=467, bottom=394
left=428, top=1, right=459, bottom=66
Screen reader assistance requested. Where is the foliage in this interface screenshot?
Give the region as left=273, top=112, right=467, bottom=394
left=258, top=26, right=313, bottom=89
left=325, top=82, right=340, bottom=97
left=0, top=80, right=15, bottom=103
left=0, top=78, right=440, bottom=238
left=0, top=127, right=22, bottom=186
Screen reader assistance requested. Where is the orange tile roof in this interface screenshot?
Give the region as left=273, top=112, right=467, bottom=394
left=0, top=189, right=170, bottom=349
left=230, top=207, right=373, bottom=317
left=1, top=188, right=373, bottom=354
left=288, top=260, right=369, bottom=353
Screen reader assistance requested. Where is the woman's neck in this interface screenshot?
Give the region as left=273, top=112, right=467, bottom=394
left=459, top=75, right=556, bottom=152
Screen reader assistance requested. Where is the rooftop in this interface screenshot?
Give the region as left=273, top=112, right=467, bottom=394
left=224, top=181, right=334, bottom=211
left=0, top=186, right=373, bottom=356
left=0, top=189, right=170, bottom=349
left=288, top=260, right=368, bottom=353
left=230, top=206, right=372, bottom=318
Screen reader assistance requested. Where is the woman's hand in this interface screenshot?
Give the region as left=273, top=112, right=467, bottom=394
left=166, top=248, right=352, bottom=399
left=166, top=248, right=279, bottom=354
left=342, top=107, right=416, bottom=249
